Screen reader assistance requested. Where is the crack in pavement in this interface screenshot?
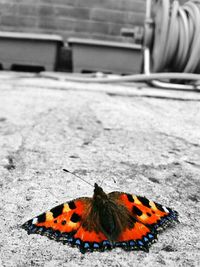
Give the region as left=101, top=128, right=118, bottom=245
left=158, top=132, right=200, bottom=148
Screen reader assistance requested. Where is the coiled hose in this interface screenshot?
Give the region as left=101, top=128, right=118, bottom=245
left=151, top=0, right=200, bottom=73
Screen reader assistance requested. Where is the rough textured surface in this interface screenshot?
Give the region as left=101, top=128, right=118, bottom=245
left=0, top=72, right=200, bottom=267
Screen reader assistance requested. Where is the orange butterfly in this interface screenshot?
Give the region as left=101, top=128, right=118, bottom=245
left=22, top=174, right=179, bottom=253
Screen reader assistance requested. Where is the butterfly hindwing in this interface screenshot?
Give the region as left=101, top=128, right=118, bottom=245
left=73, top=227, right=110, bottom=253
left=114, top=219, right=157, bottom=252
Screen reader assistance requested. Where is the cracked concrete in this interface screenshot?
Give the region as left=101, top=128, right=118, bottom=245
left=0, top=72, right=200, bottom=267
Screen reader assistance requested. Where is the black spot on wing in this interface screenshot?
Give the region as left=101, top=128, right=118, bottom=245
left=50, top=204, right=64, bottom=218
left=126, top=194, right=134, bottom=202
left=155, top=202, right=165, bottom=212
left=132, top=206, right=143, bottom=216
left=137, top=196, right=151, bottom=208
left=37, top=213, right=46, bottom=223
left=68, top=201, right=76, bottom=210
left=61, top=220, right=66, bottom=225
left=147, top=212, right=151, bottom=217
left=70, top=213, right=81, bottom=223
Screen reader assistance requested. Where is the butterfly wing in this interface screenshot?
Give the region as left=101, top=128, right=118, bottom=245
left=114, top=219, right=157, bottom=252
left=22, top=197, right=112, bottom=253
left=112, top=192, right=178, bottom=229
left=108, top=191, right=178, bottom=251
left=109, top=192, right=178, bottom=230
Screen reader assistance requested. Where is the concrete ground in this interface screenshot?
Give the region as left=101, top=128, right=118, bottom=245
left=0, top=71, right=200, bottom=267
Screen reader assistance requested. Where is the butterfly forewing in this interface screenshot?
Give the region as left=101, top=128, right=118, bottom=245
left=108, top=192, right=179, bottom=231
left=22, top=198, right=90, bottom=241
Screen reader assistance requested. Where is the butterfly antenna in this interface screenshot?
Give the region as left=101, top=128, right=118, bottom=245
left=100, top=176, right=117, bottom=187
left=63, top=169, right=93, bottom=188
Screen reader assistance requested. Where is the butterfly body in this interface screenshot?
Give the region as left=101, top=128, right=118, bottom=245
left=22, top=183, right=179, bottom=253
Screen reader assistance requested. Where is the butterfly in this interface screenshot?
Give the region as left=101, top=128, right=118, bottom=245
left=22, top=176, right=179, bottom=253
